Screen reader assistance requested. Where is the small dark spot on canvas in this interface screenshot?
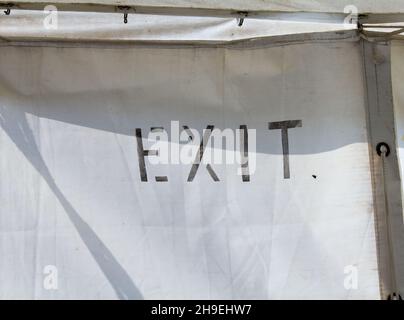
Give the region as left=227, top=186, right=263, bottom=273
left=312, top=175, right=317, bottom=179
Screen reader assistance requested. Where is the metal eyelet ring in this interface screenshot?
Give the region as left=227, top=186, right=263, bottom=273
left=376, top=142, right=390, bottom=157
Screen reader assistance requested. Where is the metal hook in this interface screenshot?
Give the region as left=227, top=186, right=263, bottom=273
left=236, top=11, right=248, bottom=27
left=117, top=6, right=131, bottom=24
left=4, top=8, right=10, bottom=15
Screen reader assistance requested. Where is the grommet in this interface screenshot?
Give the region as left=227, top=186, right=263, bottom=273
left=376, top=142, right=390, bottom=157
left=387, top=293, right=403, bottom=300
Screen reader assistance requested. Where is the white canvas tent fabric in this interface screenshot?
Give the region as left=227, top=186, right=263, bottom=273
left=0, top=36, right=380, bottom=300
left=0, top=12, right=354, bottom=43
left=3, top=0, right=404, bottom=13
left=0, top=1, right=404, bottom=300
left=391, top=42, right=404, bottom=233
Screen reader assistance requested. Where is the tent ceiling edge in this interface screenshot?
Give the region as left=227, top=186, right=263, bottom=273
left=0, top=29, right=359, bottom=48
